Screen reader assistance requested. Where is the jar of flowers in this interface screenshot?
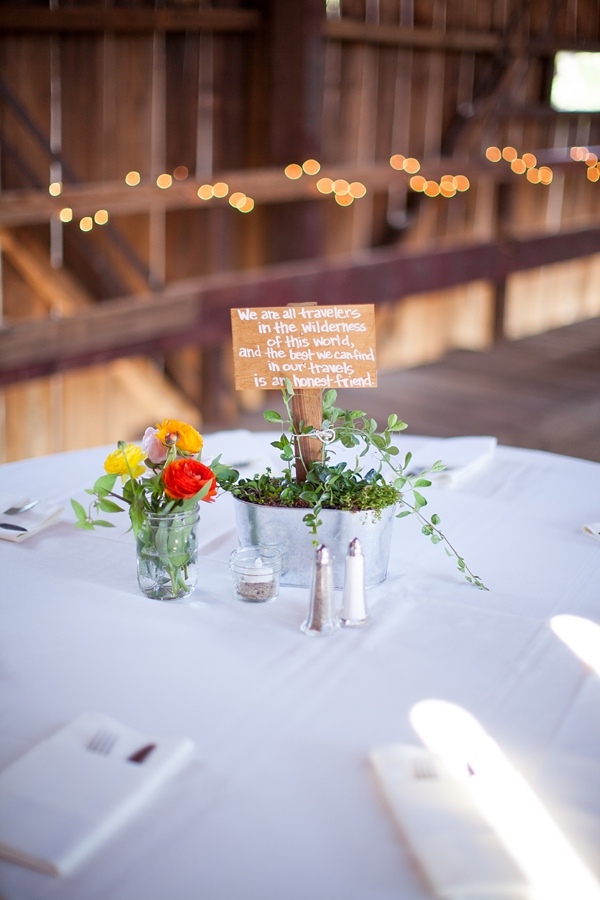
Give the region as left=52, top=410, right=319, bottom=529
left=71, top=419, right=232, bottom=601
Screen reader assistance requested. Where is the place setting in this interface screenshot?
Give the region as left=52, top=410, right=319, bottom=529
left=0, top=497, right=64, bottom=543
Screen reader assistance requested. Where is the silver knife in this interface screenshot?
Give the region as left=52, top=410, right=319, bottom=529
left=0, top=522, right=27, bottom=532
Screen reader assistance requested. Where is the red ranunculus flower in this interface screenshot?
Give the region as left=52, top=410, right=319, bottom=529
left=162, top=459, right=217, bottom=502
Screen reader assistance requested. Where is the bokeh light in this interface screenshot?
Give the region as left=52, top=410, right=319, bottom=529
left=213, top=182, right=229, bottom=198
left=284, top=164, right=303, bottom=180
left=404, top=157, right=421, bottom=174
left=485, top=146, right=502, bottom=162
left=316, top=177, right=334, bottom=194
left=424, top=180, right=440, bottom=197
left=409, top=175, right=426, bottom=192
left=229, top=191, right=247, bottom=209
left=302, top=159, right=321, bottom=175
left=348, top=181, right=367, bottom=198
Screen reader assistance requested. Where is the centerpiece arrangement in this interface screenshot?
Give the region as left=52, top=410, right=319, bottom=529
left=224, top=381, right=486, bottom=590
left=71, top=419, right=231, bottom=600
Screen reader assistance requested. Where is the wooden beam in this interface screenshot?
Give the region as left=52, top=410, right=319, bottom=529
left=0, top=8, right=261, bottom=34
left=1, top=226, right=599, bottom=385
left=323, top=19, right=600, bottom=55
left=0, top=227, right=92, bottom=314
left=0, top=149, right=594, bottom=228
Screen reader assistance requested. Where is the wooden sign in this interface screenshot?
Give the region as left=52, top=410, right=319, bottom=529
left=230, top=304, right=377, bottom=391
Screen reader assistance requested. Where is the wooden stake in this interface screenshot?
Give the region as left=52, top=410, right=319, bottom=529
left=286, top=302, right=323, bottom=482
left=291, top=388, right=323, bottom=482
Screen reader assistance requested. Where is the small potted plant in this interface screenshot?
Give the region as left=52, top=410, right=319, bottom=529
left=220, top=381, right=486, bottom=590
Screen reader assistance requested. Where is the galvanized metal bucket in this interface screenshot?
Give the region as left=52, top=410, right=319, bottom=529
left=232, top=497, right=396, bottom=589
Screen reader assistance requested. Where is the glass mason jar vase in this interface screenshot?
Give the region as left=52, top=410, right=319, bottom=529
left=136, top=507, right=200, bottom=600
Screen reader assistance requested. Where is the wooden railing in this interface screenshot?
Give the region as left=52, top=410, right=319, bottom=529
left=2, top=224, right=599, bottom=418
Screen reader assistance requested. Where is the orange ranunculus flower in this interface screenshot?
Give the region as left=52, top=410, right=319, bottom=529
left=104, top=443, right=146, bottom=480
left=162, top=459, right=217, bottom=501
left=155, top=419, right=203, bottom=455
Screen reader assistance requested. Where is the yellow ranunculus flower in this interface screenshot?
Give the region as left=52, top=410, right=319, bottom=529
left=155, top=419, right=203, bottom=454
left=104, top=443, right=146, bottom=480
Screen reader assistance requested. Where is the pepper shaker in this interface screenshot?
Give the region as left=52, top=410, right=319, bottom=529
left=340, top=537, right=369, bottom=627
left=301, top=544, right=339, bottom=636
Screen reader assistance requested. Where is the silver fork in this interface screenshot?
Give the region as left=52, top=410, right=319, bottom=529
left=2, top=499, right=40, bottom=515
left=87, top=729, right=117, bottom=757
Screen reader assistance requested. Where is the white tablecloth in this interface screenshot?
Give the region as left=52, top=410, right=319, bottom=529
left=1, top=432, right=600, bottom=900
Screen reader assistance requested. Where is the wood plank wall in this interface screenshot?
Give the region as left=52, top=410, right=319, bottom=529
left=1, top=0, right=599, bottom=461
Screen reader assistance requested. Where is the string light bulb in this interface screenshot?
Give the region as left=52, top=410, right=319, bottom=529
left=284, top=164, right=303, bottom=180
left=316, top=177, right=334, bottom=194
left=213, top=182, right=229, bottom=198
left=302, top=158, right=321, bottom=175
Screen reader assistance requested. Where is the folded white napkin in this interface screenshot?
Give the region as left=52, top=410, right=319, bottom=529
left=0, top=499, right=64, bottom=542
left=369, top=744, right=531, bottom=899
left=0, top=712, right=194, bottom=876
left=405, top=436, right=497, bottom=487
left=582, top=523, right=600, bottom=542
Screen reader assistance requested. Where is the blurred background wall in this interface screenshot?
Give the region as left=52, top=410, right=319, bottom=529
left=0, top=0, right=599, bottom=461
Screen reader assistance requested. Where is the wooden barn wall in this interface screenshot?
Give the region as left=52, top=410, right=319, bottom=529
left=0, top=0, right=599, bottom=461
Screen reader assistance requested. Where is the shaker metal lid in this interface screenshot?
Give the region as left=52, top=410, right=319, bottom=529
left=316, top=543, right=331, bottom=564
left=348, top=537, right=363, bottom=557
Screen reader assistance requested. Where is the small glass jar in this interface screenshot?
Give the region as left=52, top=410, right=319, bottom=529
left=229, top=545, right=283, bottom=603
left=136, top=507, right=200, bottom=601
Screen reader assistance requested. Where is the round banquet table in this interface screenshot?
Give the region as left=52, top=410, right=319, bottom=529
left=1, top=431, right=600, bottom=900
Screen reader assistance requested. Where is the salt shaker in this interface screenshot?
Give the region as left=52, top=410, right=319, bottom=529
left=340, top=537, right=369, bottom=627
left=301, top=544, right=339, bottom=636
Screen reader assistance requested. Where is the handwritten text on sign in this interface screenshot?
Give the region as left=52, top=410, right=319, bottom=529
left=230, top=304, right=377, bottom=390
